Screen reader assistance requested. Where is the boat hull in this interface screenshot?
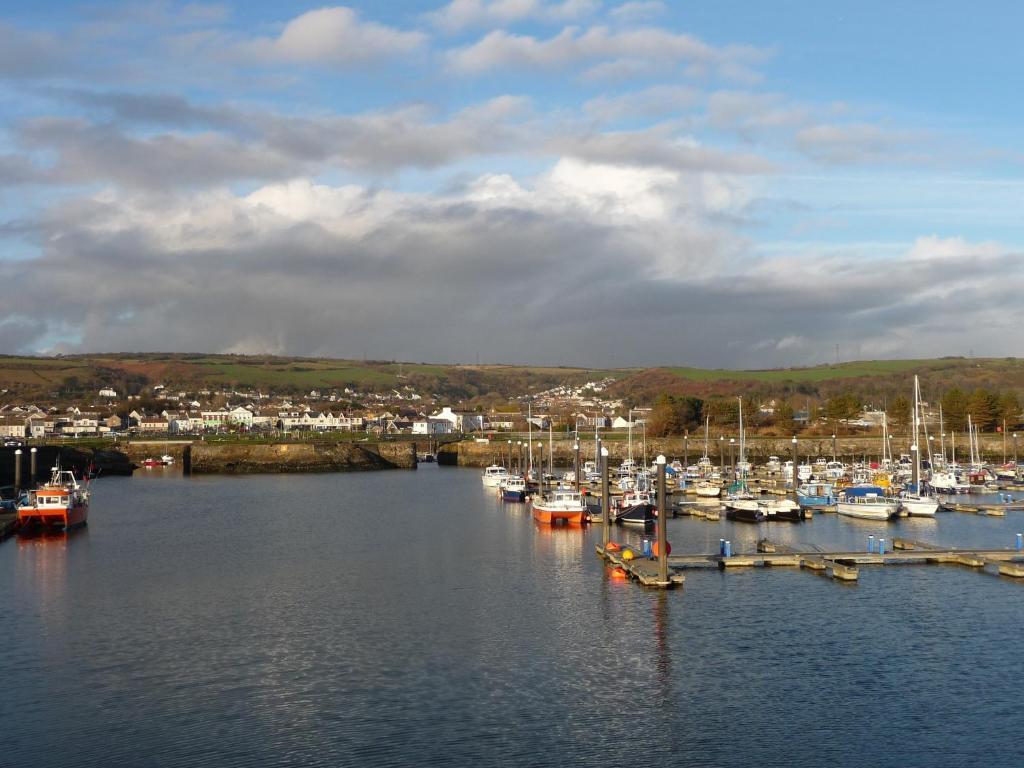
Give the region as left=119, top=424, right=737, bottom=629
left=18, top=502, right=88, bottom=529
left=725, top=506, right=764, bottom=523
left=502, top=490, right=527, bottom=502
left=900, top=496, right=938, bottom=517
left=836, top=502, right=897, bottom=520
left=614, top=503, right=655, bottom=527
left=531, top=507, right=588, bottom=525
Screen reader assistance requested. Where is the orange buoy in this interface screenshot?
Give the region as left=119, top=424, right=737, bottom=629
left=611, top=567, right=628, bottom=579
left=606, top=541, right=621, bottom=551
left=651, top=540, right=672, bottom=557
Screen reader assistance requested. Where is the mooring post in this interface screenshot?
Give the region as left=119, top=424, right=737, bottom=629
left=30, top=446, right=37, bottom=487
left=574, top=441, right=580, bottom=491
left=656, top=454, right=668, bottom=583
left=14, top=449, right=22, bottom=495
left=601, top=446, right=610, bottom=548
left=791, top=436, right=798, bottom=491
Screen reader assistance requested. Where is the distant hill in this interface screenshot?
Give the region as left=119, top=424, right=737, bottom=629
left=607, top=358, right=1024, bottom=406
left=0, top=353, right=629, bottom=403
left=0, top=353, right=1020, bottom=407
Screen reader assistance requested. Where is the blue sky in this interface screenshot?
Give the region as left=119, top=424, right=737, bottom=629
left=1, top=1, right=1022, bottom=366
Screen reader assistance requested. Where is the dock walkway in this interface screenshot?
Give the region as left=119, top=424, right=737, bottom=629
left=597, top=536, right=1024, bottom=587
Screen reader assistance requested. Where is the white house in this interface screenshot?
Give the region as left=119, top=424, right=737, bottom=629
left=432, top=407, right=484, bottom=433
left=412, top=419, right=453, bottom=435
left=98, top=388, right=118, bottom=398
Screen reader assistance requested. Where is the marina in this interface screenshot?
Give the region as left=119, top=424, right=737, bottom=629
left=3, top=463, right=1024, bottom=766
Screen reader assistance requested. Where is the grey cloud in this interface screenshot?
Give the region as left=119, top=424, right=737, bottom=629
left=0, top=22, right=69, bottom=78
left=795, top=123, right=922, bottom=165
left=52, top=88, right=245, bottom=130
left=15, top=117, right=298, bottom=189
left=548, top=128, right=774, bottom=174
left=3, top=182, right=1021, bottom=368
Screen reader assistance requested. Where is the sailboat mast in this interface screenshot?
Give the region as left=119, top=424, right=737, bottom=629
left=939, top=403, right=945, bottom=463
left=527, top=401, right=533, bottom=481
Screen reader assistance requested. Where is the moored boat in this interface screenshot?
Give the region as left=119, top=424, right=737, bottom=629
left=482, top=465, right=510, bottom=487
left=531, top=489, right=589, bottom=525
left=837, top=485, right=899, bottom=520
left=797, top=482, right=836, bottom=508
left=17, top=464, right=89, bottom=529
left=613, top=490, right=656, bottom=527
left=501, top=475, right=528, bottom=502
left=695, top=480, right=720, bottom=498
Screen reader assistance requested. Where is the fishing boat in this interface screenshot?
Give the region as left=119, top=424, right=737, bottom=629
left=765, top=456, right=782, bottom=473
left=501, top=475, right=528, bottom=502
left=160, top=454, right=174, bottom=465
left=531, top=489, right=589, bottom=525
left=482, top=465, right=510, bottom=487
left=142, top=457, right=163, bottom=467
left=613, top=490, right=656, bottom=527
left=837, top=485, right=899, bottom=520
left=17, top=464, right=89, bottom=529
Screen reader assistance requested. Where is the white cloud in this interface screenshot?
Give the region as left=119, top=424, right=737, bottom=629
left=446, top=24, right=770, bottom=77
left=236, top=7, right=425, bottom=66
left=427, top=0, right=598, bottom=33
left=609, top=1, right=667, bottom=23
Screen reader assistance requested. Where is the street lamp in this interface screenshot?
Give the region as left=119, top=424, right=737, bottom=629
left=831, top=433, right=836, bottom=462
left=719, top=435, right=724, bottom=473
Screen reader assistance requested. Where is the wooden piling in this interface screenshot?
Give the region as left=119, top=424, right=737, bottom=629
left=656, top=455, right=668, bottom=586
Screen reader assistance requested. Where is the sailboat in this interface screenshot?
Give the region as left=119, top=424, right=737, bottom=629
left=899, top=375, right=938, bottom=517
left=694, top=416, right=720, bottom=496
left=723, top=397, right=754, bottom=504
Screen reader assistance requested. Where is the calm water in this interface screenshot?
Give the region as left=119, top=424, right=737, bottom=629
left=3, top=465, right=1024, bottom=767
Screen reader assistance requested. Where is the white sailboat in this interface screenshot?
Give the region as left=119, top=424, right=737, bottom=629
left=900, top=375, right=938, bottom=517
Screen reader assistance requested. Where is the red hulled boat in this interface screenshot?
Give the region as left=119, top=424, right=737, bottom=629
left=17, top=464, right=90, bottom=529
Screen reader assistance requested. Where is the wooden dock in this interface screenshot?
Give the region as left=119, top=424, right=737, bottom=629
left=597, top=536, right=1024, bottom=587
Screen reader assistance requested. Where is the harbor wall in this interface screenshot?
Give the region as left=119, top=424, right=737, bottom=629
left=0, top=445, right=134, bottom=487
left=187, top=441, right=416, bottom=474
left=438, top=434, right=1019, bottom=468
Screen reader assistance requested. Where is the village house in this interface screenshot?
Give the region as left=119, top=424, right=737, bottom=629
left=412, top=419, right=453, bottom=435
left=431, top=407, right=484, bottom=433
left=137, top=413, right=170, bottom=434
left=0, top=416, right=27, bottom=438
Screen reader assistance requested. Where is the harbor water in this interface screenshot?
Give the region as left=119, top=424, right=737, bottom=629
left=3, top=465, right=1023, bottom=767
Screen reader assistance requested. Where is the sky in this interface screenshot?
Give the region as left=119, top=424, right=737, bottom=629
left=1, top=0, right=1023, bottom=368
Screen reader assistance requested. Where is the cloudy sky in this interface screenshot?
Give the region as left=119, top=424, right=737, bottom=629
left=1, top=1, right=1023, bottom=367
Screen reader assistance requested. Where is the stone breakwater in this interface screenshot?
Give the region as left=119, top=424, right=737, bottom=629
left=186, top=441, right=417, bottom=474
left=439, top=434, right=1017, bottom=468
left=0, top=445, right=135, bottom=486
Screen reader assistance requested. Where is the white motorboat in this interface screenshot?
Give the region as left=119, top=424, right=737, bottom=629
left=837, top=486, right=899, bottom=520
left=482, top=465, right=510, bottom=487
